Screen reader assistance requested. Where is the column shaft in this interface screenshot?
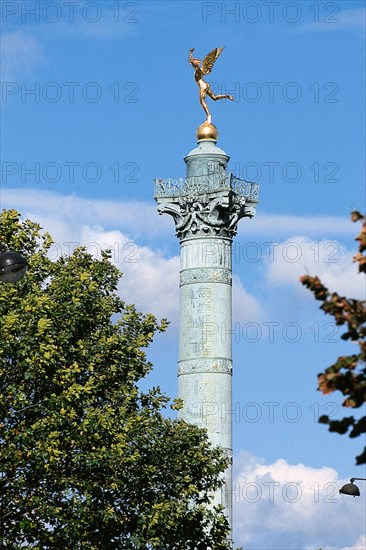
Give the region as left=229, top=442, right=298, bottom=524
left=178, top=235, right=232, bottom=527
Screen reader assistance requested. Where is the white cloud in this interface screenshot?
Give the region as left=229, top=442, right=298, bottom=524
left=232, top=274, right=262, bottom=324
left=1, top=189, right=180, bottom=320
left=3, top=189, right=362, bottom=327
left=1, top=188, right=172, bottom=240
left=2, top=189, right=357, bottom=242
left=233, top=451, right=366, bottom=550
left=337, top=7, right=366, bottom=30
left=59, top=6, right=138, bottom=40
left=239, top=213, right=357, bottom=237
left=1, top=31, right=44, bottom=80
left=265, top=236, right=365, bottom=300
left=2, top=2, right=138, bottom=41
left=1, top=188, right=260, bottom=325
left=298, top=7, right=365, bottom=33
left=77, top=224, right=181, bottom=322
left=47, top=224, right=261, bottom=326
left=340, top=535, right=366, bottom=550
left=39, top=218, right=180, bottom=323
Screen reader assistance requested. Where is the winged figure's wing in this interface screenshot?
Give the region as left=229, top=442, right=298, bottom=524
left=202, top=47, right=224, bottom=75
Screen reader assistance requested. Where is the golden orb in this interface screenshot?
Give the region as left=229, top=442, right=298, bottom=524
left=196, top=122, right=218, bottom=141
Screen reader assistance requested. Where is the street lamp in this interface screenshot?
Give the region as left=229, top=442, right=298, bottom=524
left=339, top=478, right=366, bottom=497
left=0, top=244, right=28, bottom=283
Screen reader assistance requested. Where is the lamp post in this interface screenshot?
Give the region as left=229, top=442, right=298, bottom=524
left=339, top=478, right=366, bottom=497
left=0, top=244, right=28, bottom=283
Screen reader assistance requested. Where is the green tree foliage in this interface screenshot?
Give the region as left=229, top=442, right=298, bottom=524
left=300, top=211, right=366, bottom=465
left=0, top=209, right=230, bottom=548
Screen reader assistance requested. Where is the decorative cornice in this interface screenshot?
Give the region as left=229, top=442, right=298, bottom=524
left=154, top=174, right=259, bottom=201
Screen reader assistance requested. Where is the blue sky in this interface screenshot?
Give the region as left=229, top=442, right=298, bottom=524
left=1, top=1, right=365, bottom=548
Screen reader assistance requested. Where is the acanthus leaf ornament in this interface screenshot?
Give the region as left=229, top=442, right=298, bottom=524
left=155, top=174, right=259, bottom=240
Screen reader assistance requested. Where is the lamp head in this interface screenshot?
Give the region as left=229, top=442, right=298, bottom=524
left=339, top=481, right=361, bottom=497
left=0, top=250, right=28, bottom=283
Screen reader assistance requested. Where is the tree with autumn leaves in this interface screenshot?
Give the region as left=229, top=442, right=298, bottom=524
left=0, top=209, right=230, bottom=548
left=300, top=211, right=366, bottom=465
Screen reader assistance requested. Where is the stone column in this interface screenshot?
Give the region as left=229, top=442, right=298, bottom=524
left=154, top=123, right=259, bottom=533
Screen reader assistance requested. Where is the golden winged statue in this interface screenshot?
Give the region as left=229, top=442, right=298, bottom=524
left=189, top=47, right=234, bottom=124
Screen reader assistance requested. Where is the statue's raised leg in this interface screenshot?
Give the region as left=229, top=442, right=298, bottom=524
left=207, top=89, right=234, bottom=102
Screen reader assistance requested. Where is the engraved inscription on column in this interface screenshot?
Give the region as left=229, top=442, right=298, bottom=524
left=178, top=357, right=232, bottom=375
left=180, top=285, right=214, bottom=358
left=180, top=267, right=232, bottom=286
left=179, top=282, right=232, bottom=361
left=201, top=287, right=212, bottom=357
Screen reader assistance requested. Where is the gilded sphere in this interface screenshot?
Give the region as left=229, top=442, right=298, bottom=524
left=196, top=122, right=218, bottom=141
